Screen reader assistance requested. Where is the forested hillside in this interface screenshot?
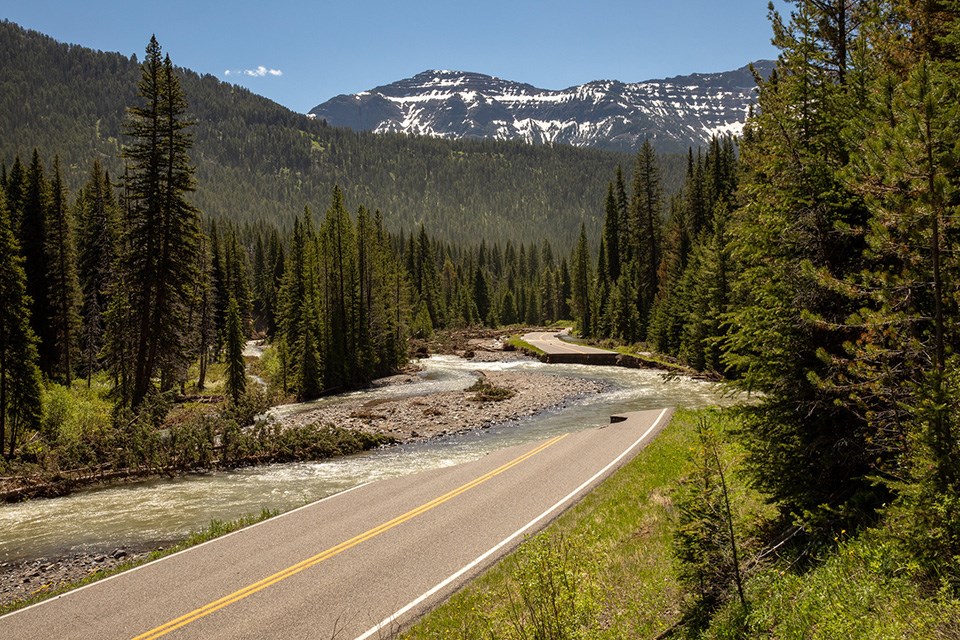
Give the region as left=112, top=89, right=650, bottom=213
left=0, top=20, right=687, bottom=248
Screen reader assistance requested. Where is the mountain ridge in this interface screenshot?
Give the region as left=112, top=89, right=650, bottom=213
left=0, top=19, right=646, bottom=248
left=310, top=62, right=773, bottom=154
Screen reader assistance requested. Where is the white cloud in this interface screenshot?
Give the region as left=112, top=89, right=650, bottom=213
left=224, top=66, right=283, bottom=78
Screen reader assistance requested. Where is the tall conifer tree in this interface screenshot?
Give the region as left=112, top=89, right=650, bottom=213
left=842, top=4, right=960, bottom=584
left=0, top=187, right=42, bottom=459
left=724, top=0, right=873, bottom=532
left=77, top=161, right=120, bottom=385
left=320, top=186, right=358, bottom=389
left=225, top=295, right=246, bottom=404
left=4, top=157, right=26, bottom=239
left=631, top=140, right=663, bottom=335
left=44, top=156, right=82, bottom=385
left=119, top=37, right=202, bottom=407
left=21, top=150, right=53, bottom=376
left=571, top=223, right=592, bottom=337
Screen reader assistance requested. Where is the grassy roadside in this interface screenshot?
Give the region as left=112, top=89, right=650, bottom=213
left=705, top=531, right=960, bottom=639
left=403, top=405, right=960, bottom=639
left=504, top=335, right=546, bottom=358
left=402, top=408, right=708, bottom=639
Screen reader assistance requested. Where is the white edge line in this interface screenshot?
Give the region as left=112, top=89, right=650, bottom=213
left=353, top=407, right=670, bottom=640
left=0, top=481, right=373, bottom=620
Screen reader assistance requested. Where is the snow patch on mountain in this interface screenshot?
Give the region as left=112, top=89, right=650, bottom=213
left=309, top=62, right=772, bottom=154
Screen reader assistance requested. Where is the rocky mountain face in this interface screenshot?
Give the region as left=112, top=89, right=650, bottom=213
left=309, top=61, right=773, bottom=154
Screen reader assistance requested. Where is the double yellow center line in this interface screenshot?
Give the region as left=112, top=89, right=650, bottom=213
left=133, top=433, right=568, bottom=639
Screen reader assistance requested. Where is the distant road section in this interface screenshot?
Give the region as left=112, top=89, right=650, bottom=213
left=522, top=330, right=620, bottom=364
left=0, top=409, right=672, bottom=640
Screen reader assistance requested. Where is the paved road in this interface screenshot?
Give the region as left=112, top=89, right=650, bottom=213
left=522, top=330, right=618, bottom=361
left=0, top=409, right=672, bottom=640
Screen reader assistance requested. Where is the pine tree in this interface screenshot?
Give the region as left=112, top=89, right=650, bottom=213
left=193, top=233, right=215, bottom=392
left=277, top=208, right=324, bottom=400
left=673, top=416, right=747, bottom=624
left=558, top=258, right=572, bottom=320
left=353, top=205, right=410, bottom=381
left=679, top=204, right=732, bottom=373
left=648, top=196, right=691, bottom=356
left=355, top=206, right=377, bottom=377
left=320, top=186, right=358, bottom=389
left=609, top=262, right=640, bottom=344
left=413, top=224, right=443, bottom=329
left=120, top=38, right=203, bottom=408
left=225, top=229, right=252, bottom=333
left=723, top=0, right=874, bottom=533
left=603, top=182, right=622, bottom=283
left=252, top=232, right=281, bottom=336
left=472, top=265, right=491, bottom=326
left=0, top=186, right=42, bottom=459
left=614, top=166, right=630, bottom=262
left=4, top=156, right=26, bottom=239
left=630, top=140, right=663, bottom=335
left=267, top=230, right=285, bottom=336
left=44, top=156, right=82, bottom=385
left=500, top=289, right=518, bottom=326
left=21, top=150, right=53, bottom=376
left=570, top=223, right=592, bottom=337
left=225, top=295, right=246, bottom=404
left=76, top=161, right=120, bottom=385
left=377, top=210, right=410, bottom=371
left=594, top=237, right=611, bottom=337
left=845, top=12, right=960, bottom=583
left=209, top=221, right=228, bottom=357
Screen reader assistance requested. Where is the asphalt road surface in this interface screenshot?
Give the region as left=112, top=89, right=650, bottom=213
left=0, top=408, right=672, bottom=640
left=522, top=330, right=618, bottom=356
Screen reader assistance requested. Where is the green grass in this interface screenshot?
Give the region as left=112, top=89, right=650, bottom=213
left=0, top=508, right=279, bottom=616
left=504, top=335, right=545, bottom=357
left=403, top=408, right=711, bottom=639
left=609, top=345, right=695, bottom=374
left=706, top=531, right=960, bottom=639
left=403, top=406, right=960, bottom=639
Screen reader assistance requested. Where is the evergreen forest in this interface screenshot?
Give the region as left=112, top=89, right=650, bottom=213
left=0, top=19, right=693, bottom=249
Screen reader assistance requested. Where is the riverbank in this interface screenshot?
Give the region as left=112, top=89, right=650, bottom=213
left=0, top=544, right=157, bottom=611
left=0, top=334, right=610, bottom=609
left=271, top=330, right=606, bottom=443
left=280, top=368, right=606, bottom=443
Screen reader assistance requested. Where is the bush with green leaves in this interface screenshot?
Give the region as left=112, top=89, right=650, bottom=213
left=500, top=533, right=602, bottom=640
left=466, top=377, right=516, bottom=402
left=672, top=413, right=747, bottom=630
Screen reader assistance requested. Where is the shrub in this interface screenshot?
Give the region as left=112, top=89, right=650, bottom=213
left=501, top=533, right=602, bottom=640
left=466, top=377, right=516, bottom=402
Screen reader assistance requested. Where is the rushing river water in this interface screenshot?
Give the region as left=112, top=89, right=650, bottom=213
left=0, top=356, right=731, bottom=563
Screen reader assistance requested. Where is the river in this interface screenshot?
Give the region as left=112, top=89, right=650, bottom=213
left=0, top=355, right=730, bottom=563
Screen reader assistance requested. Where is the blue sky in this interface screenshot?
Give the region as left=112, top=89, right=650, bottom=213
left=2, top=0, right=788, bottom=113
